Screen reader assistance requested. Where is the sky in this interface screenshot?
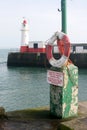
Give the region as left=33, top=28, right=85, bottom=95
left=0, top=0, right=87, bottom=48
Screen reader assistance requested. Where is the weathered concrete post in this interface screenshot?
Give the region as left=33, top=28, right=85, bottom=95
left=46, top=31, right=78, bottom=118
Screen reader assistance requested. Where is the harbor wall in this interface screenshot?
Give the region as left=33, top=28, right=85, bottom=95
left=7, top=52, right=50, bottom=67
left=7, top=52, right=87, bottom=68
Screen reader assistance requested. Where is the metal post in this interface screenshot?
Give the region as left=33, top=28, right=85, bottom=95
left=61, top=0, right=67, bottom=33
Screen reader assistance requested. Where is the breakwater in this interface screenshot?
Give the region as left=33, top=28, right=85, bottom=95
left=7, top=52, right=87, bottom=68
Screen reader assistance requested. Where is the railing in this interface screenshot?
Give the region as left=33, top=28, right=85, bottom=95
left=53, top=43, right=87, bottom=53
left=71, top=43, right=87, bottom=53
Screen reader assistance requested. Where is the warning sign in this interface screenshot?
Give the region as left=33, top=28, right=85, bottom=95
left=47, top=70, right=64, bottom=87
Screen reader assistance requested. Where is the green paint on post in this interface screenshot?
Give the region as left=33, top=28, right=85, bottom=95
left=61, top=0, right=67, bottom=33
left=50, top=64, right=78, bottom=118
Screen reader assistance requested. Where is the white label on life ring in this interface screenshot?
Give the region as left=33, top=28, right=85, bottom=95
left=49, top=55, right=68, bottom=68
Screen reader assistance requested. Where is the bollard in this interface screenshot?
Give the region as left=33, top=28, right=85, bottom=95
left=47, top=64, right=78, bottom=118
left=46, top=31, right=78, bottom=118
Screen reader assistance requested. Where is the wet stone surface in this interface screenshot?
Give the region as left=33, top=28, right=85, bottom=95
left=0, top=101, right=87, bottom=130
left=79, top=117, right=87, bottom=125
left=0, top=120, right=58, bottom=130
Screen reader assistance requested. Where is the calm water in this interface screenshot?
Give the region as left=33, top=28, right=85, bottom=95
left=0, top=49, right=87, bottom=112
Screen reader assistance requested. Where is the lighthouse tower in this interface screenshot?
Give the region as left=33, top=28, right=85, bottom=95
left=20, top=19, right=29, bottom=52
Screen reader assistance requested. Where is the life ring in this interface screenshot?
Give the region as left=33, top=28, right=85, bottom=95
left=46, top=31, right=71, bottom=68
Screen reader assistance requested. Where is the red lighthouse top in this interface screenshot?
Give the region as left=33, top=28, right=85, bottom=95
left=23, top=19, right=27, bottom=26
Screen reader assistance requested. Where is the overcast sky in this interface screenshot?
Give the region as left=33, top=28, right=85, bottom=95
left=0, top=0, right=87, bottom=48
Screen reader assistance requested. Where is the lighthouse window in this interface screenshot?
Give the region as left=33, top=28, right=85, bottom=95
left=34, top=43, right=38, bottom=48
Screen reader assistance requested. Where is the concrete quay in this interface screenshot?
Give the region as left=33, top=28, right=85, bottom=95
left=62, top=101, right=87, bottom=130
left=0, top=101, right=87, bottom=130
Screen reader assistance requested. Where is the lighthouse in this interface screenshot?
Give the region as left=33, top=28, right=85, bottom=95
left=20, top=19, right=29, bottom=52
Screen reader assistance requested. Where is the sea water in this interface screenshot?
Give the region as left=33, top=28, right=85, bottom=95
left=0, top=49, right=87, bottom=112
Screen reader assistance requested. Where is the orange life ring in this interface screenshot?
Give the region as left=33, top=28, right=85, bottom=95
left=46, top=31, right=71, bottom=68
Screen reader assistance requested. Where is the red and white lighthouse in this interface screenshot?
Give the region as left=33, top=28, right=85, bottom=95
left=20, top=18, right=29, bottom=52
left=20, top=18, right=46, bottom=53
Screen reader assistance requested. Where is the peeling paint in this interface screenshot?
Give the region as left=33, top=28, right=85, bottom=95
left=50, top=64, right=78, bottom=118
